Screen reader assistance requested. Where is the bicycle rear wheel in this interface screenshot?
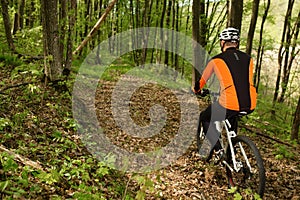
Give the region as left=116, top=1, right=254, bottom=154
left=225, top=135, right=265, bottom=197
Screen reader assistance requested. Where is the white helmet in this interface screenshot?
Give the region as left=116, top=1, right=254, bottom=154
left=219, top=27, right=240, bottom=42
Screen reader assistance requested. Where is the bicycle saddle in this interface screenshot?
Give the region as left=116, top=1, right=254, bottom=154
left=238, top=111, right=248, bottom=117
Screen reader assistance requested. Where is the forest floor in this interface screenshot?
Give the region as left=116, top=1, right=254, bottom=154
left=0, top=64, right=299, bottom=199
left=96, top=80, right=300, bottom=200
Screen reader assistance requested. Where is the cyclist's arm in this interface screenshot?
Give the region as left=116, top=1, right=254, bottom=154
left=194, top=60, right=215, bottom=93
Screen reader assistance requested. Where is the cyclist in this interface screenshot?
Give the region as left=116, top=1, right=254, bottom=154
left=193, top=27, right=257, bottom=162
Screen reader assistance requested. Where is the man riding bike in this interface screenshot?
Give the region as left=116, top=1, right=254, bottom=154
left=192, top=27, right=257, bottom=162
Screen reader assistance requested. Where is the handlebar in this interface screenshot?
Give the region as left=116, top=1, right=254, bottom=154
left=190, top=88, right=220, bottom=102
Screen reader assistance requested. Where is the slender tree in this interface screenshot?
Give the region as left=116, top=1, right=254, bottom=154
left=59, top=0, right=67, bottom=65
left=65, top=0, right=77, bottom=75
left=26, top=0, right=37, bottom=28
left=278, top=10, right=300, bottom=103
left=291, top=95, right=300, bottom=142
left=181, top=0, right=191, bottom=77
left=1, top=0, right=16, bottom=52
left=206, top=1, right=227, bottom=54
left=174, top=0, right=179, bottom=74
left=164, top=0, right=172, bottom=66
left=246, top=0, right=260, bottom=55
left=254, top=0, right=271, bottom=91
left=192, top=0, right=203, bottom=85
left=274, top=0, right=299, bottom=104
left=227, top=0, right=243, bottom=30
left=157, top=0, right=167, bottom=64
left=13, top=0, right=19, bottom=34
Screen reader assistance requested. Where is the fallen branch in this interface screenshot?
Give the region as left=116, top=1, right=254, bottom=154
left=0, top=81, right=34, bottom=94
left=0, top=145, right=44, bottom=171
left=240, top=124, right=294, bottom=148
left=250, top=118, right=287, bottom=132
left=73, top=0, right=118, bottom=55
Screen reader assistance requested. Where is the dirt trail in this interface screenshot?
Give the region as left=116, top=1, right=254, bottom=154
left=143, top=138, right=300, bottom=199
left=96, top=80, right=300, bottom=200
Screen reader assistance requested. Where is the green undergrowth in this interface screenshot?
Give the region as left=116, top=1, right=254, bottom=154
left=246, top=89, right=298, bottom=143
left=241, top=86, right=299, bottom=161
left=0, top=56, right=137, bottom=199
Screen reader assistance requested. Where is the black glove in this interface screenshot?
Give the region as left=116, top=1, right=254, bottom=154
left=200, top=88, right=210, bottom=97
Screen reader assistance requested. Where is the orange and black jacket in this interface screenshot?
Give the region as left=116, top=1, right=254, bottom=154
left=197, top=47, right=257, bottom=111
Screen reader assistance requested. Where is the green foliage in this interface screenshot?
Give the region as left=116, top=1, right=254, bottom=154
left=11, top=62, right=43, bottom=80
left=133, top=175, right=155, bottom=200
left=101, top=64, right=134, bottom=81
left=0, top=118, right=11, bottom=131
left=36, top=170, right=60, bottom=185
left=246, top=89, right=297, bottom=144
left=228, top=187, right=262, bottom=200
left=0, top=153, right=34, bottom=198
left=0, top=55, right=23, bottom=67
left=0, top=62, right=133, bottom=199
left=14, top=26, right=43, bottom=55
left=274, top=144, right=295, bottom=160
left=0, top=153, right=18, bottom=173
left=0, top=0, right=298, bottom=199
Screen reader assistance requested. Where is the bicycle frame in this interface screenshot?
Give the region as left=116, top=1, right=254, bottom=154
left=219, top=119, right=252, bottom=173
left=196, top=90, right=265, bottom=196
left=197, top=90, right=252, bottom=173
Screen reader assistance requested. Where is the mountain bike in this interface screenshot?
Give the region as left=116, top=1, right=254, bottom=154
left=195, top=89, right=266, bottom=197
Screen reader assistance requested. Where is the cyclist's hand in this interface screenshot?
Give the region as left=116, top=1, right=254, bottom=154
left=200, top=88, right=210, bottom=97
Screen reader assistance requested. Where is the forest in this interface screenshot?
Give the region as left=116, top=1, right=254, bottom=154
left=0, top=0, right=299, bottom=199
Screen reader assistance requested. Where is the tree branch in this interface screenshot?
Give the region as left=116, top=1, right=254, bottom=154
left=0, top=145, right=44, bottom=171
left=72, top=0, right=118, bottom=55
left=240, top=124, right=295, bottom=148
left=0, top=81, right=34, bottom=94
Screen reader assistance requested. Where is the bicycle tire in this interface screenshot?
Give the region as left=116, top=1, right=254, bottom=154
left=225, top=135, right=266, bottom=197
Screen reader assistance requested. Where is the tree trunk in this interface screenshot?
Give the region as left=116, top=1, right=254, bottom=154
left=60, top=0, right=67, bottom=65
left=13, top=13, right=19, bottom=34
left=157, top=0, right=167, bottom=64
left=1, top=0, right=16, bottom=52
left=192, top=0, right=202, bottom=86
left=273, top=0, right=295, bottom=104
left=274, top=0, right=300, bottom=104
left=19, top=0, right=25, bottom=30
left=227, top=0, right=243, bottom=30
left=64, top=0, right=77, bottom=75
left=181, top=0, right=191, bottom=77
left=26, top=0, right=36, bottom=28
left=291, top=95, right=300, bottom=142
left=255, top=45, right=264, bottom=92
left=278, top=9, right=300, bottom=103
left=174, top=0, right=179, bottom=74
left=254, top=0, right=270, bottom=91
left=164, top=0, right=172, bottom=66
left=41, top=0, right=63, bottom=81
left=141, top=0, right=153, bottom=66
left=246, top=0, right=259, bottom=55
left=129, top=0, right=137, bottom=64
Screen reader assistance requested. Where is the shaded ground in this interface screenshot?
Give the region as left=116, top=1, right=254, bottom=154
left=96, top=80, right=300, bottom=200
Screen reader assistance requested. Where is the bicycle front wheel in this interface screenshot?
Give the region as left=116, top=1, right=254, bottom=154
left=225, top=135, right=266, bottom=198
